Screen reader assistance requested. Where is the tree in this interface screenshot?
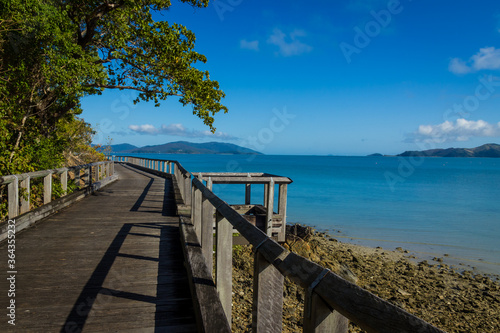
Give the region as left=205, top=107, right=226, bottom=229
left=0, top=0, right=227, bottom=174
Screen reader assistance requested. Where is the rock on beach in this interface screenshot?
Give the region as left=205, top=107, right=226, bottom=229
left=230, top=225, right=500, bottom=332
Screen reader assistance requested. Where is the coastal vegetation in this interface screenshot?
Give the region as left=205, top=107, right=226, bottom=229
left=0, top=1, right=226, bottom=217
left=0, top=0, right=226, bottom=176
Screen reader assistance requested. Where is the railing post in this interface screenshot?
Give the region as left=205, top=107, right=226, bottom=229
left=74, top=168, right=80, bottom=189
left=88, top=165, right=92, bottom=187
left=8, top=177, right=19, bottom=219
left=278, top=183, right=288, bottom=243
left=266, top=178, right=275, bottom=237
left=61, top=170, right=68, bottom=195
left=304, top=291, right=348, bottom=333
left=175, top=166, right=183, bottom=199
left=44, top=173, right=52, bottom=204
left=184, top=174, right=191, bottom=206
left=192, top=183, right=202, bottom=240
left=252, top=251, right=284, bottom=332
left=245, top=173, right=251, bottom=205
left=216, top=210, right=232, bottom=324
left=170, top=162, right=174, bottom=174
left=264, top=183, right=269, bottom=207
left=20, top=176, right=30, bottom=215
left=202, top=178, right=214, bottom=269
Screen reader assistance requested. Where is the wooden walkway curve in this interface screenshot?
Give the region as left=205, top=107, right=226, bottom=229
left=0, top=164, right=197, bottom=332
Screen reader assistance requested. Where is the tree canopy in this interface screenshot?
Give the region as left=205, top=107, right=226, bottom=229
left=0, top=0, right=227, bottom=174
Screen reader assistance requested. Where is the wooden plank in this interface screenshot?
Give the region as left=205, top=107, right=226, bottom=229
left=210, top=176, right=292, bottom=184
left=216, top=210, right=232, bottom=324
left=266, top=178, right=274, bottom=236
left=264, top=183, right=268, bottom=207
left=179, top=216, right=231, bottom=333
left=193, top=186, right=202, bottom=240
left=87, top=165, right=92, bottom=186
left=8, top=177, right=19, bottom=218
left=20, top=176, right=30, bottom=215
left=184, top=175, right=191, bottom=206
left=74, top=168, right=80, bottom=188
left=245, top=183, right=251, bottom=204
left=201, top=178, right=214, bottom=270
left=61, top=170, right=68, bottom=195
left=278, top=184, right=287, bottom=242
left=252, top=251, right=284, bottom=333
left=43, top=173, right=52, bottom=205
left=304, top=291, right=348, bottom=333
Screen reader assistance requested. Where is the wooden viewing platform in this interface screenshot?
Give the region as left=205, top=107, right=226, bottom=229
left=0, top=164, right=196, bottom=332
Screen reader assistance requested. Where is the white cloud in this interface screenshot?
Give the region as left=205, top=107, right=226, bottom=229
left=471, top=47, right=500, bottom=71
left=128, top=123, right=237, bottom=140
left=448, top=58, right=472, bottom=75
left=240, top=39, right=259, bottom=51
left=449, top=47, right=500, bottom=74
left=408, top=119, right=500, bottom=143
left=267, top=28, right=312, bottom=57
left=129, top=124, right=157, bottom=134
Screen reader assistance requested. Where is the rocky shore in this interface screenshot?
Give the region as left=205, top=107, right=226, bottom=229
left=231, top=225, right=500, bottom=332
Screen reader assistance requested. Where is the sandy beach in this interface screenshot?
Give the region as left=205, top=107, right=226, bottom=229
left=231, top=225, right=500, bottom=332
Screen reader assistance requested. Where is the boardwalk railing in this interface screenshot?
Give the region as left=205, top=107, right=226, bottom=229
left=116, top=156, right=445, bottom=333
left=0, top=160, right=116, bottom=241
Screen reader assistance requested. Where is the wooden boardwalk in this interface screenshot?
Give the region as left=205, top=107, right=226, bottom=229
left=0, top=164, right=197, bottom=332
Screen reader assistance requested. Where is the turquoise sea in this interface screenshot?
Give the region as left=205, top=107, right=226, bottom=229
left=116, top=153, right=500, bottom=276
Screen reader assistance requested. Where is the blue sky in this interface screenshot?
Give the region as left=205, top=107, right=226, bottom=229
left=82, top=0, right=500, bottom=155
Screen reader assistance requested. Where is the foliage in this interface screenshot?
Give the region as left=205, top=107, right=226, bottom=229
left=0, top=0, right=227, bottom=176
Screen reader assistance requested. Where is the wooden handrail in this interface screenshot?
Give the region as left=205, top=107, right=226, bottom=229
left=113, top=155, right=445, bottom=332
left=1, top=161, right=115, bottom=220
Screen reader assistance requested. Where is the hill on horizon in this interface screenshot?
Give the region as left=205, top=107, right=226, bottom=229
left=107, top=141, right=262, bottom=155
left=397, top=143, right=500, bottom=158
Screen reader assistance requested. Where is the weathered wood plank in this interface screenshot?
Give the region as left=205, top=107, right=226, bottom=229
left=20, top=176, right=30, bottom=214
left=266, top=178, right=275, bottom=236
left=210, top=176, right=292, bottom=184
left=304, top=290, right=348, bottom=333
left=8, top=177, right=18, bottom=218
left=201, top=178, right=214, bottom=270
left=180, top=216, right=231, bottom=333
left=278, top=183, right=288, bottom=242
left=216, top=210, right=233, bottom=324
left=193, top=185, right=202, bottom=240
left=252, top=251, right=284, bottom=333
left=43, top=173, right=52, bottom=204
left=245, top=183, right=251, bottom=204
left=61, top=169, right=68, bottom=195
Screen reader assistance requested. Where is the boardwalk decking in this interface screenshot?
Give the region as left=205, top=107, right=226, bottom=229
left=0, top=164, right=197, bottom=332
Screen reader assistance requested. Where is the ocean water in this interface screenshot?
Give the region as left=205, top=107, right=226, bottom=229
left=116, top=153, right=500, bottom=275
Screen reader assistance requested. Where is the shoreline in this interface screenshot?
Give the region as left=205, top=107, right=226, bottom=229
left=231, top=224, right=500, bottom=332
left=312, top=226, right=500, bottom=279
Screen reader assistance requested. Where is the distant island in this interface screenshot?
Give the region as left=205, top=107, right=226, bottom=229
left=107, top=141, right=262, bottom=155
left=397, top=143, right=500, bottom=158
